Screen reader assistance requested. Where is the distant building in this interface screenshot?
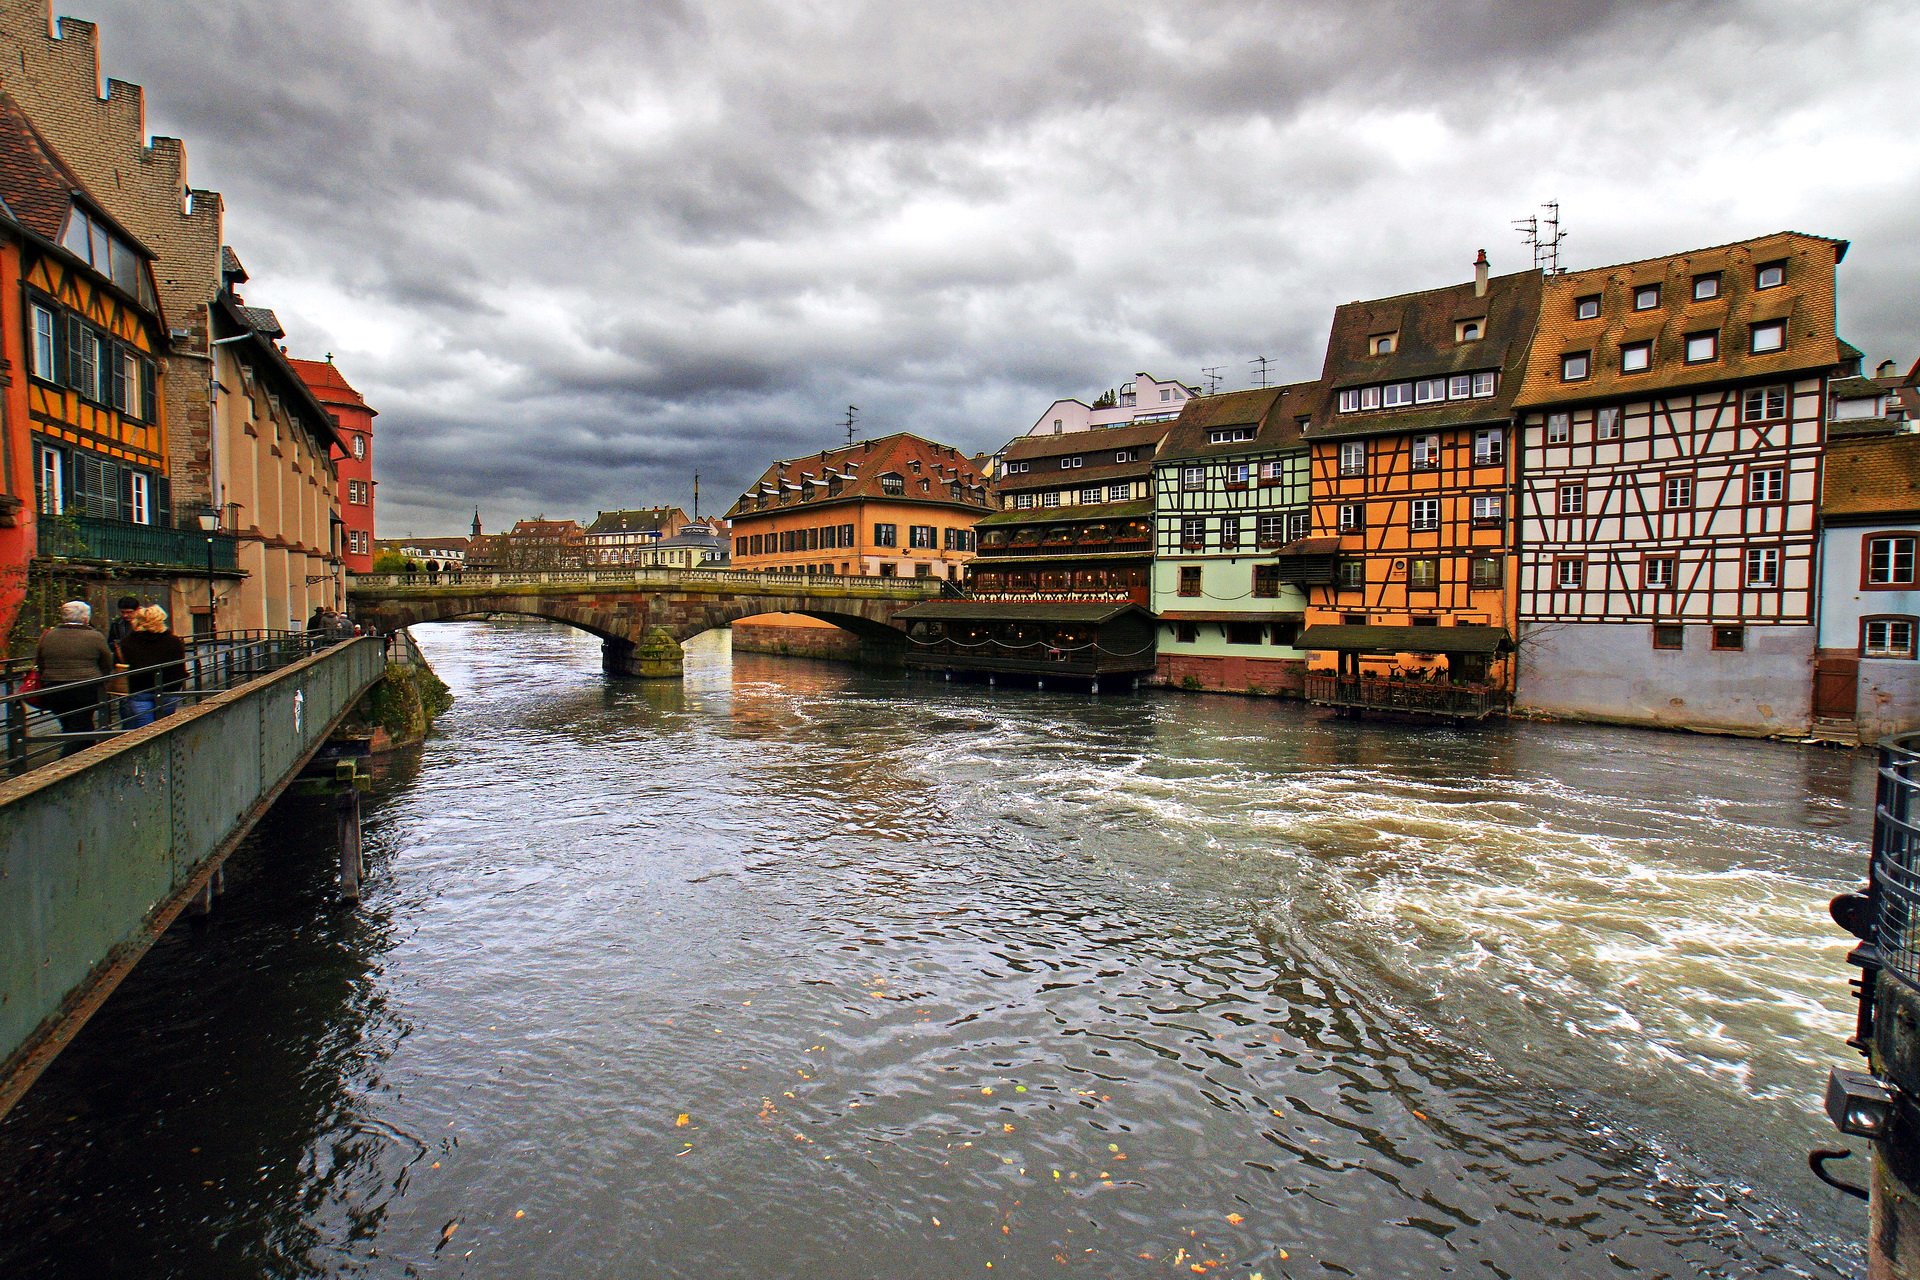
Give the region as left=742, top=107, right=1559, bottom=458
left=1022, top=371, right=1202, bottom=442
left=1815, top=421, right=1920, bottom=744
left=372, top=537, right=468, bottom=574
left=582, top=506, right=689, bottom=565
left=290, top=356, right=377, bottom=573
left=642, top=523, right=728, bottom=569
left=490, top=518, right=586, bottom=571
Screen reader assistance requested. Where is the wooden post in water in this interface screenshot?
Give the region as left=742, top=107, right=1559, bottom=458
left=336, top=765, right=363, bottom=904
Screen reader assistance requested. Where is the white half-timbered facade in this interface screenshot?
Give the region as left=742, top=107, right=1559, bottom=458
left=1512, top=231, right=1848, bottom=735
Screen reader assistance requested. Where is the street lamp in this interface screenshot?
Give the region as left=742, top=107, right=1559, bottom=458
left=196, top=505, right=221, bottom=637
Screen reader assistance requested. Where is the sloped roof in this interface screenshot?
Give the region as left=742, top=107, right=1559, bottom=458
left=1296, top=624, right=1512, bottom=654
left=976, top=498, right=1154, bottom=527
left=894, top=600, right=1150, bottom=624
left=1823, top=435, right=1920, bottom=520
left=0, top=91, right=156, bottom=288
left=1512, top=231, right=1848, bottom=408
left=1831, top=376, right=1888, bottom=400
left=586, top=506, right=686, bottom=535
left=234, top=304, right=284, bottom=338
left=1002, top=419, right=1172, bottom=464
left=1157, top=381, right=1318, bottom=462
left=1305, top=267, right=1543, bottom=440
left=724, top=432, right=992, bottom=520
left=287, top=356, right=375, bottom=416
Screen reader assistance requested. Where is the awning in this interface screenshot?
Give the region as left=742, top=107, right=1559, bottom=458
left=1273, top=537, right=1341, bottom=557
left=1295, top=624, right=1512, bottom=655
left=894, top=601, right=1150, bottom=624
left=1158, top=610, right=1303, bottom=622
left=969, top=550, right=1152, bottom=566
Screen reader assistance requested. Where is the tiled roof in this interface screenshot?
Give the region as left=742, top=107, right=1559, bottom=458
left=1823, top=434, right=1920, bottom=519
left=723, top=432, right=992, bottom=521
left=1156, top=382, right=1318, bottom=462
left=1512, top=231, right=1847, bottom=408
left=287, top=356, right=372, bottom=412
left=0, top=90, right=152, bottom=262
left=1831, top=376, right=1887, bottom=400
left=234, top=304, right=284, bottom=338
left=976, top=497, right=1153, bottom=527
left=1002, top=419, right=1172, bottom=463
left=585, top=506, right=686, bottom=534
left=1305, top=268, right=1543, bottom=440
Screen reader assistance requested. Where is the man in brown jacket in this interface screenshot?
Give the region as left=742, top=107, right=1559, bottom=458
left=36, top=600, right=115, bottom=758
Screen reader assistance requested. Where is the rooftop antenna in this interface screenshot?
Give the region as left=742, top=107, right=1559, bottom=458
left=693, top=472, right=700, bottom=522
left=843, top=405, right=859, bottom=446
left=1201, top=366, right=1225, bottom=396
left=1248, top=356, right=1272, bottom=389
left=1513, top=200, right=1568, bottom=273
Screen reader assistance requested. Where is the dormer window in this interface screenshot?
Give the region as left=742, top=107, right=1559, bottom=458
left=1456, top=319, right=1483, bottom=342
left=1370, top=334, right=1396, bottom=355
left=1574, top=295, right=1601, bottom=320
left=1059, top=456, right=1083, bottom=469
left=1692, top=273, right=1721, bottom=301
left=1634, top=285, right=1661, bottom=310
left=59, top=207, right=153, bottom=306
left=908, top=460, right=921, bottom=473
left=880, top=473, right=905, bottom=495
left=1755, top=261, right=1786, bottom=290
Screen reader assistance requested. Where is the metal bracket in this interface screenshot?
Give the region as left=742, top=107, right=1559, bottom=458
left=1810, top=1148, right=1870, bottom=1201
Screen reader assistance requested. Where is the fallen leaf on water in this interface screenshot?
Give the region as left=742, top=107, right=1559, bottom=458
left=1003, top=1124, right=1015, bottom=1132
left=515, top=1210, right=525, bottom=1219
left=436, top=1220, right=460, bottom=1251
left=932, top=1216, right=941, bottom=1226
left=1278, top=1249, right=1289, bottom=1260
left=1412, top=1110, right=1427, bottom=1120
left=673, top=1147, right=692, bottom=1157
left=982, top=1087, right=994, bottom=1095
left=676, top=1114, right=691, bottom=1127
left=1226, top=1213, right=1243, bottom=1225
left=431, top=1162, right=441, bottom=1170
left=1015, top=1086, right=1027, bottom=1092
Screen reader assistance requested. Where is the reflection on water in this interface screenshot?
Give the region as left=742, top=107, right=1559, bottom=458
left=0, top=619, right=1874, bottom=1278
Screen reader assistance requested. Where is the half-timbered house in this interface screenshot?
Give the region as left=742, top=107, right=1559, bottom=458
left=1511, top=231, right=1847, bottom=735
left=1815, top=431, right=1920, bottom=745
left=1296, top=253, right=1541, bottom=715
left=1149, top=383, right=1319, bottom=696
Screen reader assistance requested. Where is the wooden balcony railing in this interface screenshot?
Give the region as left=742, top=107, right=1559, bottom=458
left=1304, top=674, right=1509, bottom=719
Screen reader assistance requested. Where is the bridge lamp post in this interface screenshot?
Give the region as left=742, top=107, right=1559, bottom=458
left=196, top=506, right=222, bottom=637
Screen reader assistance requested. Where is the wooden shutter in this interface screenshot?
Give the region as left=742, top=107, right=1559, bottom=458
left=110, top=343, right=128, bottom=411
left=153, top=475, right=172, bottom=527
left=141, top=358, right=157, bottom=424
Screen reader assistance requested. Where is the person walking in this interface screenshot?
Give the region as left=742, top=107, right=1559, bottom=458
left=105, top=595, right=141, bottom=727
left=35, top=600, right=115, bottom=758
left=106, top=595, right=141, bottom=653
left=119, top=605, right=188, bottom=729
left=307, top=607, right=327, bottom=633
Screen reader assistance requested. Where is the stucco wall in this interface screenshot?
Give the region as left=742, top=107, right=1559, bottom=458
left=1516, top=621, right=1813, bottom=736
left=1857, top=660, right=1920, bottom=743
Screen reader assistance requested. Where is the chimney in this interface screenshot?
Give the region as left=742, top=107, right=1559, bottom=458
left=1879, top=359, right=1898, bottom=380
left=1474, top=249, right=1489, bottom=298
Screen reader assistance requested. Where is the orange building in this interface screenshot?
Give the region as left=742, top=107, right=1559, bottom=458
left=1296, top=254, right=1542, bottom=713
left=289, top=357, right=376, bottom=573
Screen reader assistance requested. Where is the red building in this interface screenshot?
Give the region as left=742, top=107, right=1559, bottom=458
left=290, top=357, right=377, bottom=573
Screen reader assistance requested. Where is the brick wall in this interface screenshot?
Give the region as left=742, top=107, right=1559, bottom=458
left=731, top=622, right=863, bottom=661
left=1152, top=652, right=1306, bottom=698
left=0, top=3, right=224, bottom=519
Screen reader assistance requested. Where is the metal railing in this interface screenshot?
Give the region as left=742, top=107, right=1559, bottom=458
left=1304, top=673, right=1509, bottom=719
left=350, top=566, right=946, bottom=594
left=1873, top=735, right=1920, bottom=990
left=1, top=630, right=344, bottom=776
left=36, top=515, right=241, bottom=572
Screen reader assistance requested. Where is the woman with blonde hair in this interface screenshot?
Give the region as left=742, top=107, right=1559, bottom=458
left=119, top=604, right=187, bottom=729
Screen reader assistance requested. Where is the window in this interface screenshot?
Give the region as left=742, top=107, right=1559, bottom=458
left=1060, top=456, right=1083, bottom=470
left=1597, top=407, right=1622, bottom=439
left=30, top=305, right=54, bottom=380
left=1337, top=559, right=1364, bottom=589
left=1744, top=385, right=1788, bottom=421
left=1748, top=467, right=1784, bottom=503
left=1562, top=352, right=1590, bottom=381
left=1114, top=450, right=1136, bottom=463
left=1634, top=285, right=1661, bottom=311
left=1287, top=512, right=1312, bottom=542
left=1257, top=514, right=1288, bottom=545
left=35, top=444, right=62, bottom=514
left=1339, top=441, right=1366, bottom=476
left=1041, top=491, right=1061, bottom=508
left=1558, top=483, right=1585, bottom=515
left=874, top=523, right=898, bottom=547
left=128, top=471, right=150, bottom=525
left=1225, top=464, right=1251, bottom=487
left=1381, top=383, right=1413, bottom=408
left=1555, top=558, right=1586, bottom=589
left=352, top=435, right=366, bottom=460
left=1414, top=378, right=1446, bottom=404
left=1107, top=483, right=1129, bottom=502
left=1712, top=625, right=1745, bottom=651
left=1472, top=372, right=1496, bottom=397
left=1469, top=557, right=1503, bottom=589
left=908, top=460, right=921, bottom=473
left=1471, top=495, right=1503, bottom=525
left=1371, top=334, right=1395, bottom=354
left=909, top=525, right=936, bottom=549
left=1620, top=342, right=1652, bottom=373
left=1178, top=565, right=1202, bottom=597
left=1664, top=475, right=1694, bottom=509
left=1181, top=466, right=1205, bottom=491
left=1457, top=320, right=1482, bottom=342
left=1644, top=556, right=1676, bottom=588
left=1014, top=492, right=1035, bottom=509
left=1052, top=419, right=1063, bottom=434
left=1755, top=261, right=1785, bottom=290
left=1080, top=487, right=1102, bottom=504
left=1546, top=413, right=1571, bottom=444
left=1407, top=558, right=1439, bottom=591
left=1750, top=321, right=1786, bottom=354
left=1868, top=536, right=1917, bottom=585
left=879, top=563, right=897, bottom=577
left=1360, top=386, right=1382, bottom=410
left=1209, top=428, right=1255, bottom=444
left=1575, top=295, right=1601, bottom=320
left=1181, top=517, right=1205, bottom=548
left=1337, top=503, right=1364, bottom=533
left=1259, top=460, right=1287, bottom=485
left=1864, top=618, right=1917, bottom=659
left=1473, top=429, right=1504, bottom=465
left=881, top=474, right=905, bottom=495
left=1411, top=435, right=1439, bottom=469
left=1005, top=461, right=1030, bottom=474
left=915, top=563, right=932, bottom=578
left=1338, top=389, right=1361, bottom=413
left=1271, top=616, right=1301, bottom=647
left=1745, top=546, right=1780, bottom=586
left=1685, top=332, right=1718, bottom=363
left=1410, top=498, right=1440, bottom=531
left=1653, top=624, right=1685, bottom=650
left=1173, top=621, right=1198, bottom=643
left=1226, top=621, right=1263, bottom=646
left=1448, top=374, right=1473, bottom=400
left=1693, top=273, right=1720, bottom=301
left=1220, top=517, right=1242, bottom=550
left=1160, top=388, right=1172, bottom=402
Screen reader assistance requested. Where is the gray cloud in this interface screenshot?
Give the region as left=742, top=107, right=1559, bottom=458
left=65, top=0, right=1920, bottom=533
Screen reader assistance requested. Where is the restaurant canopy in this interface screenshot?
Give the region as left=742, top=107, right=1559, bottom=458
left=1294, top=625, right=1513, bottom=655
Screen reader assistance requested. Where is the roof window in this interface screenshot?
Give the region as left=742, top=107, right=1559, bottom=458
left=1692, top=273, right=1721, bottom=301
left=1456, top=319, right=1482, bottom=342
left=1370, top=334, right=1396, bottom=355
left=1634, top=285, right=1661, bottom=310
left=1574, top=295, right=1601, bottom=320
left=1755, top=261, right=1786, bottom=290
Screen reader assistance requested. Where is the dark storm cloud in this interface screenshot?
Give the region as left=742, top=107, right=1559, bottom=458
left=70, top=0, right=1920, bottom=531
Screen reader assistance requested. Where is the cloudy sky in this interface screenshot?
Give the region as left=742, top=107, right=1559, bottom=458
left=73, top=0, right=1920, bottom=535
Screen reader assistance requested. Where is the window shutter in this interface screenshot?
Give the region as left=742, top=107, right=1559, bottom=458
left=153, top=475, right=172, bottom=526
left=66, top=317, right=85, bottom=391
left=110, top=344, right=128, bottom=411
left=55, top=312, right=72, bottom=386
left=141, top=358, right=157, bottom=423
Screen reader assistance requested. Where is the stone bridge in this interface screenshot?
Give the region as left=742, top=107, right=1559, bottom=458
left=347, top=568, right=945, bottom=677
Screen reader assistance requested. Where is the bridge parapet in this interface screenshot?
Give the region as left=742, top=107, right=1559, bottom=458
left=350, top=567, right=945, bottom=598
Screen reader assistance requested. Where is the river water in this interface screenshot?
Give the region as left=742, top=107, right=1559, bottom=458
left=0, top=619, right=1879, bottom=1278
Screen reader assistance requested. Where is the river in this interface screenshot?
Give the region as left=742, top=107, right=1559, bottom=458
left=0, top=619, right=1877, bottom=1278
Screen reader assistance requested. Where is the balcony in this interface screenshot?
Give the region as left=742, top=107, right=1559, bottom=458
left=1305, top=674, right=1509, bottom=720
left=38, top=515, right=240, bottom=573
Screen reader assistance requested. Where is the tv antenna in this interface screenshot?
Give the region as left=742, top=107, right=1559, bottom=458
left=1248, top=356, right=1272, bottom=389
left=1201, top=366, right=1225, bottom=396
left=843, top=405, right=860, bottom=446
left=1514, top=200, right=1568, bottom=273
